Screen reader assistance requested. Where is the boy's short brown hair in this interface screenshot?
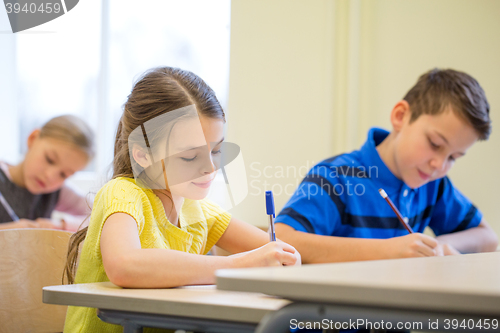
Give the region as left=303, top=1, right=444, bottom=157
left=403, top=68, right=491, bottom=140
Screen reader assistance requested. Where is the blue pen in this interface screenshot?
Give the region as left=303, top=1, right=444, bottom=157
left=265, top=191, right=276, bottom=242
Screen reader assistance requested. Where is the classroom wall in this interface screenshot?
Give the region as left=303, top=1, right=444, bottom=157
left=227, top=0, right=500, bottom=236
left=226, top=0, right=335, bottom=227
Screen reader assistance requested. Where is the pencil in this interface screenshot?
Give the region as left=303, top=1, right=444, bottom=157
left=0, top=190, right=19, bottom=221
left=378, top=188, right=414, bottom=234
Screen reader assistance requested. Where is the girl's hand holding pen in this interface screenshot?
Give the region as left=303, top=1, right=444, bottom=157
left=229, top=241, right=301, bottom=267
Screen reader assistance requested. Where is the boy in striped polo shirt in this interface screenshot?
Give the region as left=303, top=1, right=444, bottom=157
left=275, top=69, right=498, bottom=263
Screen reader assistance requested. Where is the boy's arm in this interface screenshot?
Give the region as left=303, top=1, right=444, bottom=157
left=275, top=223, right=439, bottom=263
left=435, top=220, right=498, bottom=253
left=429, top=177, right=498, bottom=254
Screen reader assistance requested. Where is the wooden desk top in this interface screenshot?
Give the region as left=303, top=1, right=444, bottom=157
left=43, top=282, right=290, bottom=323
left=217, top=252, right=500, bottom=316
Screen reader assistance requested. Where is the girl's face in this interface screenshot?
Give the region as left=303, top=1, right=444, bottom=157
left=165, top=116, right=224, bottom=200
left=23, top=130, right=89, bottom=194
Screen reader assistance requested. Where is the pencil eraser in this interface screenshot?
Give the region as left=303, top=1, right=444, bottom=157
left=379, top=189, right=387, bottom=198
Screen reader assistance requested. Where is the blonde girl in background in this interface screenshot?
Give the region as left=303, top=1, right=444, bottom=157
left=64, top=67, right=300, bottom=333
left=0, top=115, right=95, bottom=231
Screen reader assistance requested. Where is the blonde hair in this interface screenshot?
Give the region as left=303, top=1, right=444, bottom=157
left=39, top=115, right=95, bottom=159
left=41, top=115, right=94, bottom=286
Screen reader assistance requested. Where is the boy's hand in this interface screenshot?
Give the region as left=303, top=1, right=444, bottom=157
left=385, top=233, right=440, bottom=258
left=435, top=242, right=461, bottom=256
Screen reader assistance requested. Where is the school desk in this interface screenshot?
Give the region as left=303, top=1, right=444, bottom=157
left=217, top=252, right=500, bottom=333
left=43, top=282, right=289, bottom=333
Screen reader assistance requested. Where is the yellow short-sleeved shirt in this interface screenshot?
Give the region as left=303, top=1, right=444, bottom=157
left=64, top=177, right=231, bottom=333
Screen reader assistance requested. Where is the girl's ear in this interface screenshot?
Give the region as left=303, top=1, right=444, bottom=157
left=390, top=100, right=411, bottom=133
left=27, top=129, right=41, bottom=149
left=132, top=144, right=151, bottom=168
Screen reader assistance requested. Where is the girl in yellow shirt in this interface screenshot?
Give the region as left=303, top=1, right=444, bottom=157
left=63, top=67, right=300, bottom=333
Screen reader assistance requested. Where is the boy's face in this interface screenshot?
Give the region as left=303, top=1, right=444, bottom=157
left=392, top=105, right=478, bottom=189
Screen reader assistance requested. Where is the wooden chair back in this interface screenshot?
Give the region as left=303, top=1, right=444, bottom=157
left=0, top=229, right=72, bottom=333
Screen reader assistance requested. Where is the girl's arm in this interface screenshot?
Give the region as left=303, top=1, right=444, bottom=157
left=215, top=217, right=269, bottom=253
left=52, top=183, right=92, bottom=231
left=0, top=219, right=40, bottom=229
left=215, top=217, right=302, bottom=265
left=0, top=219, right=59, bottom=229
left=0, top=184, right=90, bottom=231
left=55, top=183, right=92, bottom=216
left=100, top=213, right=298, bottom=288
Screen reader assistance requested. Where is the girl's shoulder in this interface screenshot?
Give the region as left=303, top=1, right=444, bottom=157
left=99, top=176, right=138, bottom=190
left=95, top=177, right=147, bottom=202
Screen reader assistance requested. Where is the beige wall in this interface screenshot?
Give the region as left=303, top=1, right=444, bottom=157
left=227, top=0, right=500, bottom=237
left=227, top=0, right=335, bottom=227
